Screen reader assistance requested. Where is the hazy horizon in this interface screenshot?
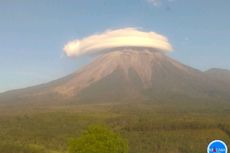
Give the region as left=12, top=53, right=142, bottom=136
left=1, top=0, right=230, bottom=92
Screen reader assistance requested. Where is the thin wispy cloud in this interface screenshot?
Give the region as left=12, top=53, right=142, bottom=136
left=147, top=0, right=161, bottom=6
left=147, top=0, right=176, bottom=7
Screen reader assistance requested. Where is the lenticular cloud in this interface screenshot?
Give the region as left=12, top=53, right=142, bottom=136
left=64, top=27, right=173, bottom=57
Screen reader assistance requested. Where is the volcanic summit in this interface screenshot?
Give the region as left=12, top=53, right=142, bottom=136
left=1, top=49, right=230, bottom=105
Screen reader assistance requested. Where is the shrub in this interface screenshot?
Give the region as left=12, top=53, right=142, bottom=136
left=68, top=125, right=128, bottom=153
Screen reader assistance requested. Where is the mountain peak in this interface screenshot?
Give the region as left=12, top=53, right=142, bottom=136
left=54, top=49, right=167, bottom=96
left=1, top=49, right=230, bottom=104
left=100, top=49, right=166, bottom=58
left=52, top=49, right=199, bottom=97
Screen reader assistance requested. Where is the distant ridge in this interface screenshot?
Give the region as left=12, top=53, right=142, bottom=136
left=205, top=68, right=230, bottom=85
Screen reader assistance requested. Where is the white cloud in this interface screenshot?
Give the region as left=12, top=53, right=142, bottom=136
left=63, top=27, right=173, bottom=57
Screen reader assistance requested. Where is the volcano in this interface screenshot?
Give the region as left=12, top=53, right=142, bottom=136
left=1, top=49, right=230, bottom=105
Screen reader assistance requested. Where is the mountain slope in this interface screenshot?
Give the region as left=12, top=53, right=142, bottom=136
left=205, top=68, right=230, bottom=85
left=74, top=50, right=230, bottom=103
left=1, top=49, right=230, bottom=104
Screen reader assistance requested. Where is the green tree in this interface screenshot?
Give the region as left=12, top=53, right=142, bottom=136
left=68, top=125, right=128, bottom=153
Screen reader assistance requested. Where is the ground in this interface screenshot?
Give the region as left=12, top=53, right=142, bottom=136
left=0, top=101, right=229, bottom=153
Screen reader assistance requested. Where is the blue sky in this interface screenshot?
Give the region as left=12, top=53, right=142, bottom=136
left=0, top=0, right=230, bottom=92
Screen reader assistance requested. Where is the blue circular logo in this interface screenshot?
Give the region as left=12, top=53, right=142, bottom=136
left=208, top=140, right=228, bottom=153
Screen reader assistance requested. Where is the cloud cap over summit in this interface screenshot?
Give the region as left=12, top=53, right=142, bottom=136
left=64, top=28, right=173, bottom=57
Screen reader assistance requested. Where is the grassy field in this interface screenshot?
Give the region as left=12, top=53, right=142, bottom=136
left=0, top=102, right=229, bottom=153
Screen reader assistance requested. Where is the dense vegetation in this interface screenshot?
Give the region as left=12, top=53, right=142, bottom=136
left=68, top=125, right=128, bottom=153
left=0, top=101, right=229, bottom=153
